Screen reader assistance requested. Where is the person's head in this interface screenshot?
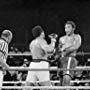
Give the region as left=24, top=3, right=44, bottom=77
left=1, top=30, right=13, bottom=43
left=32, top=25, right=45, bottom=38
left=65, top=21, right=76, bottom=35
left=23, top=59, right=29, bottom=67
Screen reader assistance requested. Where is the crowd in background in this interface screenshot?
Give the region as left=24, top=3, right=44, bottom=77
left=2, top=47, right=90, bottom=89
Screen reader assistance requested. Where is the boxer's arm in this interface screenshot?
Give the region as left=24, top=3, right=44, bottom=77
left=64, top=35, right=81, bottom=52
left=58, top=37, right=66, bottom=51
left=40, top=39, right=56, bottom=52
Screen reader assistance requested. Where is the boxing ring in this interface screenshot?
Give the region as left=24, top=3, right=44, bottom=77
left=2, top=52, right=90, bottom=90
left=2, top=66, right=90, bottom=89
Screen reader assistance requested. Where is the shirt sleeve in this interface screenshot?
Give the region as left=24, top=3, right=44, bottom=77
left=0, top=40, right=9, bottom=69
left=0, top=41, right=8, bottom=59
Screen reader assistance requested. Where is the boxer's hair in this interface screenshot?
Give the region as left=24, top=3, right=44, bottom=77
left=32, top=25, right=44, bottom=38
left=65, top=21, right=76, bottom=29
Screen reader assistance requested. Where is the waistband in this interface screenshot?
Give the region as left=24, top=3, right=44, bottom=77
left=32, top=59, right=50, bottom=62
left=63, top=74, right=72, bottom=78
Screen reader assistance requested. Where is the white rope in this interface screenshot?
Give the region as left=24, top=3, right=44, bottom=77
left=4, top=66, right=90, bottom=71
left=8, top=52, right=31, bottom=56
left=0, top=86, right=90, bottom=89
left=70, top=80, right=90, bottom=83
left=3, top=80, right=90, bottom=84
left=2, top=80, right=60, bottom=84
left=76, top=66, right=90, bottom=69
left=5, top=66, right=58, bottom=71
left=8, top=52, right=90, bottom=56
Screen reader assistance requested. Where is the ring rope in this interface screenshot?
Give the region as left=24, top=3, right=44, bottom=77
left=4, top=66, right=90, bottom=71
left=2, top=80, right=90, bottom=84
left=0, top=86, right=90, bottom=89
left=3, top=81, right=60, bottom=84
left=70, top=80, right=90, bottom=83
left=8, top=52, right=90, bottom=56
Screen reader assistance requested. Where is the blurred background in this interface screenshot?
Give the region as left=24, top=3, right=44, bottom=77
left=0, top=0, right=89, bottom=52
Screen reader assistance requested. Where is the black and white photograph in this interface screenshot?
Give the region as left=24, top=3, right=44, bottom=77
left=0, top=0, right=90, bottom=90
